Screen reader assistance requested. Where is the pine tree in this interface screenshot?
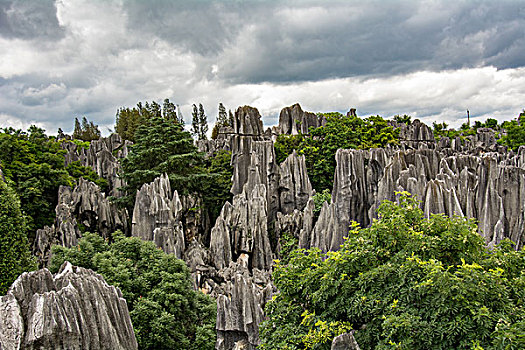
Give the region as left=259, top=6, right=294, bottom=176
left=198, top=103, right=208, bottom=140
left=228, top=110, right=234, bottom=127
left=217, top=103, right=228, bottom=126
left=162, top=98, right=177, bottom=123
left=118, top=116, right=209, bottom=211
left=73, top=118, right=82, bottom=139
left=191, top=104, right=199, bottom=138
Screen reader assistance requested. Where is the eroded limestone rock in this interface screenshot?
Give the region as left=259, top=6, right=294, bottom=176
left=0, top=262, right=137, bottom=350
left=131, top=174, right=185, bottom=258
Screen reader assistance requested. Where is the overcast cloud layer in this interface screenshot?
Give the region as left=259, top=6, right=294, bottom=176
left=1, top=0, right=525, bottom=134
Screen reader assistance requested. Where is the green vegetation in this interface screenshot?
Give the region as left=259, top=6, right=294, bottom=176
left=313, top=189, right=331, bottom=219
left=73, top=117, right=101, bottom=141
left=117, top=114, right=232, bottom=229
left=260, top=193, right=525, bottom=350
left=50, top=232, right=216, bottom=350
left=115, top=99, right=181, bottom=142
left=498, top=112, right=525, bottom=151
left=211, top=102, right=232, bottom=140
left=117, top=115, right=206, bottom=210
left=432, top=118, right=502, bottom=142
left=0, top=180, right=37, bottom=294
left=274, top=113, right=399, bottom=192
left=0, top=126, right=104, bottom=240
left=191, top=103, right=208, bottom=140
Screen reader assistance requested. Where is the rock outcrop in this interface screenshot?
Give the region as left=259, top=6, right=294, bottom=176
left=0, top=262, right=137, bottom=350
left=33, top=178, right=128, bottom=267
left=331, top=332, right=361, bottom=350
left=62, top=134, right=130, bottom=197
left=131, top=174, right=185, bottom=258
left=276, top=103, right=325, bottom=135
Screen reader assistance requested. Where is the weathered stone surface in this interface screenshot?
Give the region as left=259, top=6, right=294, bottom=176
left=210, top=184, right=272, bottom=271
left=277, top=103, right=325, bottom=135
left=310, top=148, right=388, bottom=252
left=279, top=151, right=313, bottom=215
left=131, top=174, right=185, bottom=258
left=32, top=179, right=128, bottom=267
left=230, top=106, right=268, bottom=195
left=215, top=262, right=273, bottom=350
left=62, top=134, right=130, bottom=197
left=309, top=143, right=525, bottom=251
left=331, top=332, right=361, bottom=350
left=0, top=262, right=137, bottom=350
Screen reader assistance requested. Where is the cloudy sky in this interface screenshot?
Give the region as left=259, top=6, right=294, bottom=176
left=1, top=0, right=525, bottom=134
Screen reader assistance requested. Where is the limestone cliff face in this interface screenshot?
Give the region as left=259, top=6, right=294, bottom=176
left=131, top=174, right=185, bottom=258
left=33, top=178, right=128, bottom=267
left=276, top=103, right=325, bottom=135
left=62, top=134, right=130, bottom=198
left=0, top=262, right=137, bottom=350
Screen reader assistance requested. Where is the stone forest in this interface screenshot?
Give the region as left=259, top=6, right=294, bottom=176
left=2, top=102, right=525, bottom=350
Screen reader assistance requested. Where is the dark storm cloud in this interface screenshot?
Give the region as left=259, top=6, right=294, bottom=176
left=1, top=0, right=525, bottom=133
left=0, top=0, right=64, bottom=40
left=207, top=1, right=525, bottom=84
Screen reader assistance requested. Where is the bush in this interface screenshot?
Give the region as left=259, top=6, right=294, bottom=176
left=0, top=181, right=36, bottom=294
left=50, top=232, right=216, bottom=350
left=260, top=193, right=525, bottom=350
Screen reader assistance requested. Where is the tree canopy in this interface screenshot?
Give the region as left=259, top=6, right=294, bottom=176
left=274, top=113, right=399, bottom=192
left=117, top=115, right=205, bottom=210
left=73, top=117, right=101, bottom=141
left=115, top=99, right=181, bottom=142
left=0, top=126, right=103, bottom=240
left=0, top=180, right=36, bottom=294
left=50, top=232, right=216, bottom=350
left=260, top=193, right=525, bottom=350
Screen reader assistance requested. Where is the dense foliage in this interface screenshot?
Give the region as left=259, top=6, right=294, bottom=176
left=211, top=103, right=232, bottom=139
left=50, top=232, right=216, bottom=350
left=0, top=126, right=102, bottom=240
left=73, top=117, right=101, bottom=141
left=117, top=115, right=232, bottom=229
left=274, top=113, right=399, bottom=192
left=498, top=112, right=525, bottom=151
left=115, top=99, right=181, bottom=142
left=117, top=116, right=206, bottom=210
left=260, top=193, right=525, bottom=350
left=0, top=180, right=36, bottom=294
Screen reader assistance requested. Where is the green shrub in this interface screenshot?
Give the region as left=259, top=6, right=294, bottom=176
left=50, top=232, right=216, bottom=350
left=260, top=193, right=525, bottom=350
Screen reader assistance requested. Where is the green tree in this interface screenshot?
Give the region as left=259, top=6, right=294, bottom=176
left=191, top=104, right=199, bottom=139
left=0, top=180, right=36, bottom=294
left=50, top=232, right=216, bottom=350
left=499, top=114, right=525, bottom=151
left=211, top=103, right=229, bottom=140
left=198, top=103, right=208, bottom=140
left=117, top=116, right=207, bottom=211
left=0, top=126, right=104, bottom=241
left=73, top=117, right=101, bottom=141
left=274, top=113, right=399, bottom=192
left=260, top=193, right=525, bottom=350
left=116, top=99, right=180, bottom=142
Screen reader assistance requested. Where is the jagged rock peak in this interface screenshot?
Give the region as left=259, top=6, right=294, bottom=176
left=32, top=178, right=128, bottom=267
left=233, top=106, right=264, bottom=136
left=331, top=332, right=361, bottom=350
left=131, top=174, right=185, bottom=258
left=0, top=261, right=137, bottom=350
left=279, top=150, right=313, bottom=214
left=210, top=183, right=272, bottom=271
left=277, top=103, right=325, bottom=135
left=215, top=262, right=273, bottom=350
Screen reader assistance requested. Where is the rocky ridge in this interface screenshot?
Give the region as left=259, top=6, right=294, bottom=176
left=0, top=261, right=137, bottom=350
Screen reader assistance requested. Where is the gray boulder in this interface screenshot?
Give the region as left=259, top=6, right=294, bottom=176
left=0, top=262, right=137, bottom=350
left=277, top=103, right=325, bottom=135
